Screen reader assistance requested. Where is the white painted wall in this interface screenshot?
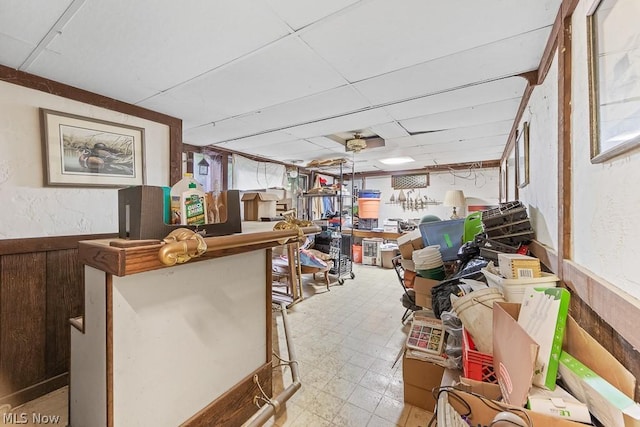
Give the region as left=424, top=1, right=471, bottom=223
left=0, top=80, right=170, bottom=239
left=569, top=0, right=640, bottom=297
left=363, top=168, right=500, bottom=224
left=516, top=54, right=560, bottom=250
left=519, top=0, right=640, bottom=297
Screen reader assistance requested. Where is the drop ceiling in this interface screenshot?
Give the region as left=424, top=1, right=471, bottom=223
left=0, top=0, right=561, bottom=173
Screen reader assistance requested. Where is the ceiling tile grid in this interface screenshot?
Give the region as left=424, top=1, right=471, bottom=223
left=0, top=0, right=563, bottom=173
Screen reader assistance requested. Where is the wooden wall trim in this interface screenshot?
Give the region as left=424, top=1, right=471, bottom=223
left=501, top=83, right=535, bottom=163
left=266, top=249, right=273, bottom=362
left=106, top=275, right=114, bottom=427
left=557, top=16, right=573, bottom=278
left=538, top=8, right=561, bottom=85
left=0, top=233, right=117, bottom=255
left=0, top=64, right=182, bottom=186
left=562, top=259, right=640, bottom=355
left=528, top=240, right=559, bottom=274
left=181, top=362, right=272, bottom=427
left=0, top=374, right=68, bottom=407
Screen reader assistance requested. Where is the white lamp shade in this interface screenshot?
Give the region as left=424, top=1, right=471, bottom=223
left=443, top=190, right=466, bottom=207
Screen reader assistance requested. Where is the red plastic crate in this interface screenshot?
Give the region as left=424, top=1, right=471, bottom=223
left=462, top=327, right=497, bottom=384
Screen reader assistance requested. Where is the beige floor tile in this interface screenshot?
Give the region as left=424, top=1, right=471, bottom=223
left=383, top=377, right=404, bottom=402
left=347, top=384, right=383, bottom=413
left=273, top=402, right=306, bottom=427
left=367, top=414, right=401, bottom=427
left=336, top=362, right=367, bottom=384
left=349, top=352, right=377, bottom=369
left=404, top=405, right=434, bottom=427
left=307, top=389, right=346, bottom=422
left=332, top=402, right=373, bottom=427
left=368, top=357, right=397, bottom=377
left=359, top=370, right=392, bottom=393
left=289, top=409, right=332, bottom=427
left=324, top=376, right=358, bottom=401
left=373, top=396, right=410, bottom=425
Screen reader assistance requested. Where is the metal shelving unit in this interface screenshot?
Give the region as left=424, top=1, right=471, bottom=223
left=300, top=160, right=355, bottom=284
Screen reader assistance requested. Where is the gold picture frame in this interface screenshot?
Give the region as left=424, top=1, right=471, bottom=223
left=517, top=122, right=530, bottom=188
left=40, top=108, right=145, bottom=187
left=588, top=0, right=640, bottom=163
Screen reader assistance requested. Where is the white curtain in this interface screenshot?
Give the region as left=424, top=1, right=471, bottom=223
left=232, top=154, right=286, bottom=190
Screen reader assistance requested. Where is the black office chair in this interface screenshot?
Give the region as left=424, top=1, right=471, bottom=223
left=392, top=255, right=422, bottom=324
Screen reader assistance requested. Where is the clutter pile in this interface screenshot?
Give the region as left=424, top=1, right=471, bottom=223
left=398, top=201, right=640, bottom=427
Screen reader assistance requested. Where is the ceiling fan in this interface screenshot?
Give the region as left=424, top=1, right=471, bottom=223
left=329, top=131, right=386, bottom=152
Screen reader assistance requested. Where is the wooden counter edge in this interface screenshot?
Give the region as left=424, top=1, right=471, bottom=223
left=78, top=229, right=301, bottom=277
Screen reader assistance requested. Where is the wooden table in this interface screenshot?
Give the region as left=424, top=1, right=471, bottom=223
left=346, top=229, right=404, bottom=240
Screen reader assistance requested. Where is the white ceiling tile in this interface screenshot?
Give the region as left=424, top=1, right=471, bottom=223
left=306, top=136, right=344, bottom=149
left=0, top=0, right=72, bottom=67
left=0, top=0, right=72, bottom=44
left=27, top=0, right=290, bottom=103
left=139, top=36, right=348, bottom=128
left=301, top=0, right=560, bottom=82
left=0, top=35, right=33, bottom=68
left=237, top=85, right=370, bottom=131
left=354, top=28, right=550, bottom=105
left=384, top=77, right=527, bottom=121
left=369, top=122, right=410, bottom=139
left=265, top=0, right=359, bottom=30
left=183, top=118, right=264, bottom=146
left=394, top=120, right=513, bottom=147
left=251, top=140, right=326, bottom=156
left=285, top=108, right=394, bottom=138
left=216, top=132, right=298, bottom=151
left=400, top=99, right=521, bottom=133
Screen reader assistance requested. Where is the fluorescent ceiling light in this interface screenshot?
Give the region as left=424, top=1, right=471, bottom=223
left=379, top=157, right=415, bottom=165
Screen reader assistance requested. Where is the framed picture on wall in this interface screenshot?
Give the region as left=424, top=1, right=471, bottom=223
left=500, top=159, right=507, bottom=203
left=40, top=109, right=145, bottom=187
left=517, top=122, right=530, bottom=188
left=507, top=145, right=517, bottom=201
left=588, top=0, right=640, bottom=163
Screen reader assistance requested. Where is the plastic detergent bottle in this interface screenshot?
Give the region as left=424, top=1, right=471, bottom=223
left=170, top=173, right=205, bottom=225
left=181, top=182, right=208, bottom=225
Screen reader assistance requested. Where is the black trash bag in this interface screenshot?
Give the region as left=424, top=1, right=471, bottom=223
left=430, top=271, right=487, bottom=318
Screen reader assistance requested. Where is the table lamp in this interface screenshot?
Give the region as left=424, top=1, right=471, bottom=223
left=443, top=190, right=465, bottom=219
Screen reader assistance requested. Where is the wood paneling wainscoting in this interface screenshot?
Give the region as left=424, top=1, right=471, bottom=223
left=530, top=240, right=640, bottom=400
left=0, top=233, right=116, bottom=407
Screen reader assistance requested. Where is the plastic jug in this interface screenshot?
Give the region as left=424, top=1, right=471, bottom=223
left=170, top=173, right=205, bottom=225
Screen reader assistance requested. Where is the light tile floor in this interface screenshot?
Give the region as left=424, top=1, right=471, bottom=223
left=254, top=263, right=435, bottom=427
left=4, top=263, right=435, bottom=427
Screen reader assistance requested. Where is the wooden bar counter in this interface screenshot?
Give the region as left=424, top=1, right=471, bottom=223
left=70, top=228, right=299, bottom=427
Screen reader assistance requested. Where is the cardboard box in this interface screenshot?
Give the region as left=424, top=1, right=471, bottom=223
left=402, top=351, right=445, bottom=411
left=527, top=385, right=591, bottom=424
left=498, top=253, right=542, bottom=279
left=559, top=352, right=640, bottom=427
left=413, top=276, right=439, bottom=309
left=458, top=377, right=503, bottom=401
left=517, top=287, right=570, bottom=390
left=383, top=220, right=399, bottom=233
left=398, top=230, right=420, bottom=259
left=562, top=316, right=640, bottom=427
left=493, top=302, right=539, bottom=406
left=446, top=390, right=588, bottom=427
left=241, top=192, right=279, bottom=221
left=494, top=301, right=640, bottom=427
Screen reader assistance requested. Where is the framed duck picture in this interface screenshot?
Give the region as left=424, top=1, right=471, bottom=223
left=40, top=108, right=145, bottom=187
